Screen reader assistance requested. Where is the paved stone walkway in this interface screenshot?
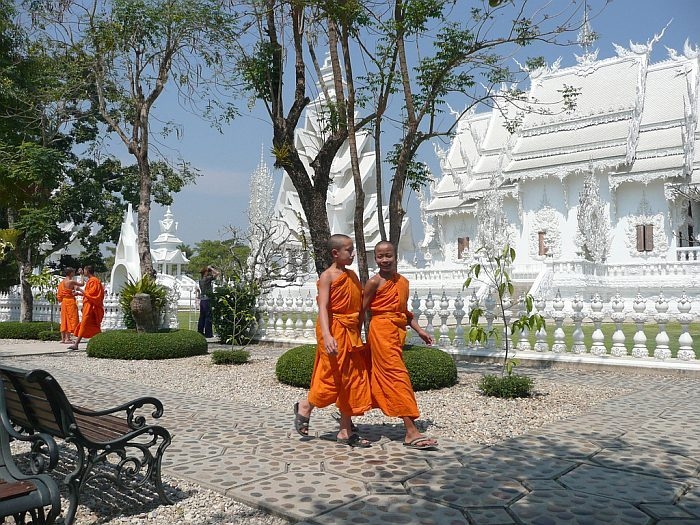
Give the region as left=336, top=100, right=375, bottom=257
left=4, top=342, right=700, bottom=524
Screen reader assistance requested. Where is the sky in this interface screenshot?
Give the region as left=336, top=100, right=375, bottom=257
left=139, top=0, right=700, bottom=248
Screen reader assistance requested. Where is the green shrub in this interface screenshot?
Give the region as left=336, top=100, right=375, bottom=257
left=479, top=373, right=533, bottom=398
left=86, top=329, right=208, bottom=360
left=117, top=275, right=167, bottom=329
left=275, top=344, right=458, bottom=392
left=212, top=349, right=250, bottom=365
left=0, top=322, right=60, bottom=340
left=275, top=344, right=317, bottom=388
left=402, top=345, right=458, bottom=391
left=211, top=282, right=259, bottom=345
left=37, top=330, right=61, bottom=341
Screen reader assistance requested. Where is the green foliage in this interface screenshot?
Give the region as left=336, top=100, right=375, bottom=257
left=464, top=244, right=545, bottom=379
left=211, top=281, right=259, bottom=345
left=402, top=345, right=458, bottom=391
left=275, top=344, right=457, bottom=392
left=478, top=373, right=533, bottom=399
left=212, top=349, right=250, bottom=365
left=86, top=329, right=208, bottom=360
left=26, top=267, right=60, bottom=304
left=275, top=344, right=317, bottom=388
left=37, top=330, right=61, bottom=341
left=0, top=321, right=60, bottom=339
left=188, top=239, right=248, bottom=280
left=117, top=275, right=167, bottom=329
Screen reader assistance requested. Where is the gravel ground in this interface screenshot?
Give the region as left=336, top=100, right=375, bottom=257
left=3, top=340, right=637, bottom=525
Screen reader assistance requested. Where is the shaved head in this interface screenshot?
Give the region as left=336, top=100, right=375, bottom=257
left=328, top=234, right=352, bottom=251
left=374, top=240, right=395, bottom=254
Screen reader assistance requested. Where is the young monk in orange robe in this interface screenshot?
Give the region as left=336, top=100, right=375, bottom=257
left=57, top=267, right=81, bottom=343
left=68, top=265, right=104, bottom=350
left=363, top=241, right=438, bottom=450
left=293, top=234, right=372, bottom=447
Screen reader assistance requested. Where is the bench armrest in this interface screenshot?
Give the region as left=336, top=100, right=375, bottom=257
left=72, top=396, right=165, bottom=429
left=1, top=414, right=59, bottom=474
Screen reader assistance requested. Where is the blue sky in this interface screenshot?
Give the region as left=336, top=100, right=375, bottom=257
left=143, top=0, right=699, bottom=248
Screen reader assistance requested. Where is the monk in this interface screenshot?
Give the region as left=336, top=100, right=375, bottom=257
left=293, top=234, right=372, bottom=447
left=56, top=267, right=81, bottom=343
left=362, top=241, right=438, bottom=450
left=68, top=265, right=104, bottom=351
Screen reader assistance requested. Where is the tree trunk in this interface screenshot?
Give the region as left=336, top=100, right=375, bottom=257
left=19, top=257, right=33, bottom=323
left=136, top=151, right=154, bottom=277
left=130, top=293, right=158, bottom=333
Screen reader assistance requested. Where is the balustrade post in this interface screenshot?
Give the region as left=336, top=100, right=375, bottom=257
left=502, top=294, right=513, bottom=353
left=676, top=291, right=695, bottom=360
left=484, top=290, right=496, bottom=351
left=571, top=293, right=586, bottom=354
left=610, top=293, right=627, bottom=356
left=534, top=296, right=548, bottom=352
left=275, top=293, right=284, bottom=336
left=438, top=290, right=451, bottom=347
left=266, top=295, right=276, bottom=339
left=424, top=290, right=437, bottom=342
left=284, top=293, right=295, bottom=338
left=303, top=292, right=315, bottom=340
left=295, top=294, right=304, bottom=338
left=631, top=293, right=649, bottom=358
left=410, top=291, right=422, bottom=345
left=453, top=292, right=465, bottom=349
left=468, top=291, right=479, bottom=350
left=653, top=292, right=671, bottom=360
left=257, top=295, right=268, bottom=339
left=516, top=294, right=531, bottom=352
left=589, top=293, right=606, bottom=356
left=551, top=290, right=566, bottom=353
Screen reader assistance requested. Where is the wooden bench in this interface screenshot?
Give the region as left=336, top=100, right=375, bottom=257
left=1, top=380, right=63, bottom=524
left=0, top=365, right=172, bottom=525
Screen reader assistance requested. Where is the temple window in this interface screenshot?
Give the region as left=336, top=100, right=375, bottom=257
left=538, top=231, right=548, bottom=256
left=457, top=237, right=470, bottom=259
left=636, top=224, right=654, bottom=252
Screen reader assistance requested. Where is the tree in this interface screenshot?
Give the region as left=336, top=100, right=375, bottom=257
left=30, top=0, right=239, bottom=277
left=188, top=239, right=246, bottom=280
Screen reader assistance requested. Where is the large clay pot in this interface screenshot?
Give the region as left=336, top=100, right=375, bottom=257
left=130, top=293, right=159, bottom=333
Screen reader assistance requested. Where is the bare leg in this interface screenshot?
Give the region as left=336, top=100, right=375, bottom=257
left=403, top=417, right=437, bottom=446
left=67, top=337, right=82, bottom=350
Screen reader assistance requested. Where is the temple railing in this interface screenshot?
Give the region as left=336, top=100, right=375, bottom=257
left=254, top=288, right=699, bottom=362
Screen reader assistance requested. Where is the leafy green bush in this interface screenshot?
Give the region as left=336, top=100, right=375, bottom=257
left=117, top=275, right=167, bottom=329
left=275, top=344, right=458, bottom=391
left=37, top=330, right=61, bottom=341
left=86, top=329, right=207, bottom=360
left=479, top=373, right=533, bottom=398
left=212, top=349, right=250, bottom=365
left=402, top=345, right=458, bottom=391
left=211, top=282, right=259, bottom=345
left=275, top=344, right=317, bottom=388
left=0, top=322, right=60, bottom=339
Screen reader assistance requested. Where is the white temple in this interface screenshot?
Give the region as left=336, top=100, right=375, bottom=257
left=420, top=30, right=700, bottom=300
left=273, top=55, right=415, bottom=271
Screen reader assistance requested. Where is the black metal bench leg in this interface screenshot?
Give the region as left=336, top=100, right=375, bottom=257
left=151, top=442, right=173, bottom=505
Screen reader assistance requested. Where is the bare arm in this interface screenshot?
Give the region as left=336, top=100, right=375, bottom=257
left=316, top=272, right=337, bottom=355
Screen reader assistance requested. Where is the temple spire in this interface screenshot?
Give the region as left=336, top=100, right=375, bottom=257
left=575, top=2, right=599, bottom=66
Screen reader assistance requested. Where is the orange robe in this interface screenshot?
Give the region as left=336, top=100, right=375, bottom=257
left=74, top=276, right=105, bottom=339
left=308, top=270, right=371, bottom=416
left=57, top=281, right=79, bottom=333
left=367, top=274, right=419, bottom=419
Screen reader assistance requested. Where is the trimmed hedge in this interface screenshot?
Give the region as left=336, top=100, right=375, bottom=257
left=212, top=349, right=250, bottom=365
left=0, top=322, right=60, bottom=340
left=86, top=329, right=208, bottom=360
left=479, top=373, right=533, bottom=398
left=37, top=330, right=61, bottom=341
left=275, top=344, right=458, bottom=392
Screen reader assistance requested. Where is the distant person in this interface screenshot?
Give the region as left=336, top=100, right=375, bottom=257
left=56, top=267, right=81, bottom=344
left=293, top=234, right=372, bottom=447
left=362, top=241, right=438, bottom=450
left=197, top=266, right=220, bottom=338
left=68, top=265, right=105, bottom=351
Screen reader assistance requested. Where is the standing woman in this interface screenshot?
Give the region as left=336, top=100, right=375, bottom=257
left=57, top=267, right=81, bottom=344
left=197, top=266, right=220, bottom=338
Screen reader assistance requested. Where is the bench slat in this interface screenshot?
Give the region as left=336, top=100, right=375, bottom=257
left=0, top=479, right=37, bottom=500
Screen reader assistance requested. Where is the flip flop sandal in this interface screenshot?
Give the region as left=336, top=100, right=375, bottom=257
left=293, top=402, right=310, bottom=437
left=331, top=411, right=359, bottom=432
left=403, top=437, right=438, bottom=451
left=337, top=433, right=371, bottom=448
